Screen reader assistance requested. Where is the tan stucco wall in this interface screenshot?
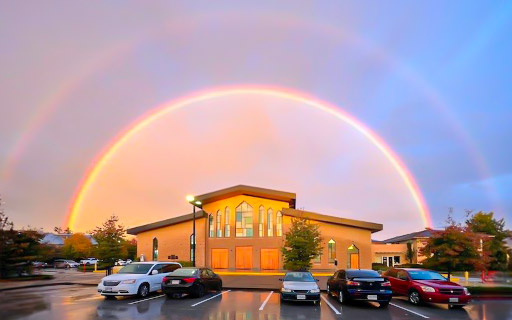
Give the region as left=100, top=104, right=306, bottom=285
left=371, top=243, right=407, bottom=265
left=136, top=218, right=206, bottom=266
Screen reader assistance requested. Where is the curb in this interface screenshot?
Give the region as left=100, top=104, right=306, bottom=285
left=0, top=282, right=98, bottom=292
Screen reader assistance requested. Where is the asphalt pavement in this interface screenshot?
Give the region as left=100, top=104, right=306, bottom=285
left=1, top=284, right=511, bottom=320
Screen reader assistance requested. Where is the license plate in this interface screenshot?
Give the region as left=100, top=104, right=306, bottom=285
left=449, top=298, right=459, bottom=303
left=104, top=287, right=112, bottom=292
left=297, top=295, right=306, bottom=300
left=367, top=295, right=378, bottom=300
left=171, top=280, right=180, bottom=284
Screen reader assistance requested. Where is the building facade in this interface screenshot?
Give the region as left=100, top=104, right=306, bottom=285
left=128, top=185, right=383, bottom=271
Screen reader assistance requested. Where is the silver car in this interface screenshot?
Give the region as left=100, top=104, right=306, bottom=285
left=280, top=271, right=321, bottom=304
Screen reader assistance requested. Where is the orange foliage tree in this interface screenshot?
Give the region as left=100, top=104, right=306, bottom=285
left=62, top=233, right=92, bottom=260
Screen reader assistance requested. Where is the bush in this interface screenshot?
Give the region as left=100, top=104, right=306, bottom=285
left=396, top=263, right=422, bottom=268
left=372, top=263, right=389, bottom=272
left=177, top=261, right=193, bottom=267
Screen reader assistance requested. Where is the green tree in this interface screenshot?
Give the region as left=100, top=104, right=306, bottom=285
left=281, top=217, right=322, bottom=271
left=466, top=211, right=510, bottom=270
left=91, top=215, right=125, bottom=267
left=421, top=222, right=483, bottom=280
left=121, top=238, right=137, bottom=260
left=406, top=241, right=415, bottom=264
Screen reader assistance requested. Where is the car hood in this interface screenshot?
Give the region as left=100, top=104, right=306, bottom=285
left=414, top=280, right=462, bottom=288
left=283, top=281, right=319, bottom=290
left=101, top=273, right=148, bottom=281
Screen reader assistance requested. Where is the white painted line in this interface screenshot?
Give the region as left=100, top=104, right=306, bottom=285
left=128, top=294, right=165, bottom=305
left=191, top=290, right=231, bottom=307
left=390, top=302, right=429, bottom=319
left=259, top=291, right=274, bottom=311
left=321, top=295, right=341, bottom=315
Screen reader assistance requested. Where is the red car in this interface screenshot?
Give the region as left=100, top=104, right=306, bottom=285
left=383, top=268, right=471, bottom=309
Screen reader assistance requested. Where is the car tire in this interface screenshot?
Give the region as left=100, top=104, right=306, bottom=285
left=165, top=293, right=174, bottom=299
left=216, top=281, right=223, bottom=291
left=379, top=302, right=389, bottom=308
left=338, top=290, right=345, bottom=304
left=408, top=290, right=421, bottom=305
left=194, top=284, right=205, bottom=298
left=137, top=283, right=150, bottom=298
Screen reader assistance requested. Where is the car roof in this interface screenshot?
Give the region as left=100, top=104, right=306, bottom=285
left=129, top=261, right=180, bottom=264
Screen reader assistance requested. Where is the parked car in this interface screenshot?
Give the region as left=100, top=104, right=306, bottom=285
left=280, top=271, right=321, bottom=304
left=327, top=269, right=392, bottom=308
left=53, top=259, right=80, bottom=268
left=80, top=258, right=98, bottom=265
left=31, top=261, right=48, bottom=268
left=115, top=259, right=132, bottom=266
left=383, top=268, right=471, bottom=309
left=162, top=267, right=222, bottom=298
left=97, top=262, right=181, bottom=298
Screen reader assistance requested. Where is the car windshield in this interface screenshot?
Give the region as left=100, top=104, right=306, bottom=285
left=117, top=263, right=153, bottom=274
left=346, top=270, right=380, bottom=278
left=408, top=270, right=446, bottom=280
left=66, top=260, right=75, bottom=263
left=284, top=272, right=315, bottom=282
left=171, top=268, right=199, bottom=277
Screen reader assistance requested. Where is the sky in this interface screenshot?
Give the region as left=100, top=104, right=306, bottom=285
left=0, top=1, right=511, bottom=240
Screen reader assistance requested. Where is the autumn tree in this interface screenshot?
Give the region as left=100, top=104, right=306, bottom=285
left=406, top=241, right=415, bottom=264
left=92, top=215, right=125, bottom=267
left=281, top=217, right=322, bottom=271
left=62, top=233, right=92, bottom=260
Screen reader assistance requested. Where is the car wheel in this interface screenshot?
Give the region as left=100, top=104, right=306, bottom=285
left=338, top=290, right=345, bottom=304
left=379, top=302, right=389, bottom=308
left=408, top=290, right=421, bottom=305
left=216, top=281, right=223, bottom=291
left=137, top=283, right=150, bottom=298
left=194, top=284, right=205, bottom=298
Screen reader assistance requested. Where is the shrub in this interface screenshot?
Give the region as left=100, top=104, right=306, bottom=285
left=372, top=263, right=389, bottom=272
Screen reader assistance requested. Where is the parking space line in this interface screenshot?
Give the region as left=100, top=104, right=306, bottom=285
left=128, top=294, right=165, bottom=305
left=390, top=303, right=429, bottom=319
left=191, top=290, right=231, bottom=307
left=321, top=295, right=341, bottom=315
left=259, top=291, right=274, bottom=311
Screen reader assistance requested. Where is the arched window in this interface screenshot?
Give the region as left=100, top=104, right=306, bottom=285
left=216, top=210, right=222, bottom=237
left=152, top=237, right=158, bottom=261
left=209, top=214, right=214, bottom=238
left=258, top=206, right=265, bottom=237
left=348, top=243, right=360, bottom=269
left=276, top=211, right=283, bottom=236
left=328, top=239, right=336, bottom=263
left=235, top=201, right=253, bottom=237
left=224, top=207, right=230, bottom=237
left=267, top=208, right=273, bottom=236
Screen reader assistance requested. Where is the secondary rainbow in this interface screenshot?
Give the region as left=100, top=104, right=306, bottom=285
left=65, top=86, right=432, bottom=229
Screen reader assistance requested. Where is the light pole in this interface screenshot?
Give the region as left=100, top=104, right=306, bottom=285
left=186, top=195, right=202, bottom=267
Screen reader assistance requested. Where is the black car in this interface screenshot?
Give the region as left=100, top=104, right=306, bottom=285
left=162, top=267, right=222, bottom=298
left=327, top=269, right=392, bottom=308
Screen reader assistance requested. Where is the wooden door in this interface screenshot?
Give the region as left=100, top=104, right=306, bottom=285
left=211, top=249, right=228, bottom=269
left=350, top=253, right=359, bottom=269
left=261, top=249, right=279, bottom=270
left=235, top=246, right=253, bottom=269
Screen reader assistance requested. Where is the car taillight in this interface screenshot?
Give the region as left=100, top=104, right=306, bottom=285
left=381, top=281, right=392, bottom=287
left=162, top=277, right=169, bottom=283
left=183, top=278, right=196, bottom=283
left=346, top=281, right=360, bottom=286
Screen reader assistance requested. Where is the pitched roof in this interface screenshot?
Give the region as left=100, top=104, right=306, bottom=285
left=282, top=208, right=383, bottom=233
left=194, top=185, right=296, bottom=207
left=382, top=229, right=437, bottom=243
left=127, top=211, right=207, bottom=235
left=40, top=233, right=97, bottom=245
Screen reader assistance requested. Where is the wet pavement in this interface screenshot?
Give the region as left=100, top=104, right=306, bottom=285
left=1, top=285, right=511, bottom=320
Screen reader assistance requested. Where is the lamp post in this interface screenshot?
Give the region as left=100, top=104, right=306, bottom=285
left=186, top=195, right=202, bottom=267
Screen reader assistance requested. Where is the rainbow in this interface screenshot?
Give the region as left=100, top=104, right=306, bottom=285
left=65, top=85, right=432, bottom=230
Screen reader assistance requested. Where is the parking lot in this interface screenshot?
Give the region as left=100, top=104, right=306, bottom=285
left=1, top=284, right=511, bottom=320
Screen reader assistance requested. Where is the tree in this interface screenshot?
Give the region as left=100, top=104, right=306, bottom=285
left=54, top=226, right=72, bottom=234
left=91, top=215, right=125, bottom=267
left=120, top=238, right=137, bottom=260
left=281, top=217, right=322, bottom=271
left=421, top=221, right=483, bottom=280
left=466, top=211, right=510, bottom=270
left=406, top=241, right=415, bottom=264
left=62, top=233, right=92, bottom=260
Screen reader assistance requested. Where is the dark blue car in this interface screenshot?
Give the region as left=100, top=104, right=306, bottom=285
left=326, top=269, right=392, bottom=308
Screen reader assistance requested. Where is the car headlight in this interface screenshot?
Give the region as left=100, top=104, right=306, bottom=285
left=121, top=279, right=136, bottom=284
left=281, top=288, right=292, bottom=292
left=310, top=289, right=320, bottom=293
left=420, top=285, right=435, bottom=293
left=463, top=287, right=470, bottom=295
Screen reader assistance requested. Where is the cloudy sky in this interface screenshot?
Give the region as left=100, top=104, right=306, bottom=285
left=1, top=1, right=511, bottom=239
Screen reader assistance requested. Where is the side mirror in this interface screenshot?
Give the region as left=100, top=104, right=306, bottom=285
left=151, top=270, right=158, bottom=275
left=279, top=278, right=283, bottom=281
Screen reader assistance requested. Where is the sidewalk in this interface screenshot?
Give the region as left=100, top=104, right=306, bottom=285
left=0, top=269, right=103, bottom=291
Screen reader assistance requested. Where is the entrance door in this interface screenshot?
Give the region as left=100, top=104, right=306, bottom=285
left=350, top=253, right=359, bottom=269
left=235, top=246, right=253, bottom=269
left=261, top=249, right=279, bottom=270
left=211, top=249, right=229, bottom=269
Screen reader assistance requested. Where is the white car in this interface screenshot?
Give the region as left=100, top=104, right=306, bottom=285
left=97, top=262, right=182, bottom=298
left=114, top=259, right=132, bottom=266
left=80, top=258, right=98, bottom=265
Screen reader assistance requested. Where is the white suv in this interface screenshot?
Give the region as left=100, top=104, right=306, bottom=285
left=80, top=258, right=98, bottom=265
left=97, top=262, right=181, bottom=298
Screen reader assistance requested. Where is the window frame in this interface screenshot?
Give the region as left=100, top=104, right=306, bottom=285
left=216, top=210, right=222, bottom=238
left=267, top=208, right=274, bottom=237
left=235, top=201, right=253, bottom=237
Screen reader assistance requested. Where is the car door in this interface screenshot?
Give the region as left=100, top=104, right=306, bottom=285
left=149, top=264, right=165, bottom=292
left=394, top=270, right=410, bottom=295
left=328, top=271, right=339, bottom=291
